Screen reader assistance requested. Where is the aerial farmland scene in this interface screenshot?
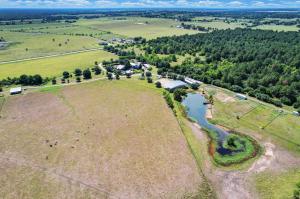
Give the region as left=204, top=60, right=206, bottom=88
left=0, top=1, right=300, bottom=199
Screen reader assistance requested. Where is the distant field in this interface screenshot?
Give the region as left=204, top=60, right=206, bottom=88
left=0, top=79, right=203, bottom=198
left=204, top=85, right=300, bottom=154
left=187, top=20, right=246, bottom=30
left=76, top=17, right=198, bottom=39
left=0, top=50, right=117, bottom=78
left=0, top=31, right=100, bottom=62
left=253, top=25, right=299, bottom=31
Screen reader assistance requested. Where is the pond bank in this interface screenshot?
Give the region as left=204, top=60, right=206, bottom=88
left=182, top=92, right=261, bottom=166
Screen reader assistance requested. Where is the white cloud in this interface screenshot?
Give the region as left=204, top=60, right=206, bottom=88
left=197, top=0, right=223, bottom=6
left=251, top=0, right=281, bottom=7
left=227, top=1, right=244, bottom=6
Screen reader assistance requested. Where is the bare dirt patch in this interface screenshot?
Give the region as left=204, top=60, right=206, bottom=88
left=0, top=80, right=203, bottom=199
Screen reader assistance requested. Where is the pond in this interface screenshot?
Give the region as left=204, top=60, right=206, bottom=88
left=182, top=93, right=241, bottom=156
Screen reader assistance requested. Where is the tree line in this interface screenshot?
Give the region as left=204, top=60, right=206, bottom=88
left=146, top=29, right=300, bottom=110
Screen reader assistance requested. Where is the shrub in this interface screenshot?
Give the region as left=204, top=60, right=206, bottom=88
left=63, top=71, right=69, bottom=79
left=190, top=83, right=200, bottom=90
left=147, top=77, right=153, bottom=83
left=52, top=78, right=56, bottom=85
left=163, top=91, right=174, bottom=109
left=94, top=67, right=101, bottom=75
left=74, top=68, right=82, bottom=76
left=173, top=88, right=187, bottom=102
left=281, top=96, right=292, bottom=106
left=155, top=81, right=162, bottom=88
left=145, top=71, right=152, bottom=77
left=107, top=72, right=113, bottom=80
left=76, top=77, right=81, bottom=82
left=293, top=182, right=300, bottom=199
left=271, top=98, right=282, bottom=107
left=83, top=69, right=92, bottom=79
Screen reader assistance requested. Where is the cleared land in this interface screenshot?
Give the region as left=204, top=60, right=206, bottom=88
left=0, top=50, right=116, bottom=78
left=204, top=85, right=300, bottom=155
left=253, top=24, right=299, bottom=31
left=0, top=79, right=204, bottom=199
left=187, top=20, right=246, bottom=30
left=200, top=85, right=300, bottom=198
left=76, top=17, right=198, bottom=39
left=0, top=31, right=100, bottom=62
left=255, top=169, right=300, bottom=199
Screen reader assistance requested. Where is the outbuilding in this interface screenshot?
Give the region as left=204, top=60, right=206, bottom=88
left=184, top=77, right=200, bottom=85
left=236, top=93, right=247, bottom=100
left=116, top=64, right=126, bottom=70
left=10, top=87, right=22, bottom=95
left=159, top=78, right=187, bottom=91
left=292, top=111, right=299, bottom=116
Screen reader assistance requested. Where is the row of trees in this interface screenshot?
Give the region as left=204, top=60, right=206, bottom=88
left=0, top=74, right=45, bottom=87
left=180, top=23, right=209, bottom=32
left=147, top=29, right=300, bottom=110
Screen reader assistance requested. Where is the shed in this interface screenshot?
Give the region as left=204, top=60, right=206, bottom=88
left=130, top=62, right=141, bottom=69
left=184, top=77, right=200, bottom=85
left=292, top=111, right=299, bottom=116
left=236, top=93, right=247, bottom=100
left=10, top=87, right=22, bottom=95
left=159, top=78, right=187, bottom=91
left=116, top=64, right=125, bottom=70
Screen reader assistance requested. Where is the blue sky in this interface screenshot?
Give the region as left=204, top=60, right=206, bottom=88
left=2, top=0, right=300, bottom=8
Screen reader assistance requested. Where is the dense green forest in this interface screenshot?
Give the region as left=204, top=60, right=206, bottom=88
left=146, top=29, right=300, bottom=109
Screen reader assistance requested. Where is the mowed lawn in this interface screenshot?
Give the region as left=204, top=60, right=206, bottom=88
left=0, top=79, right=203, bottom=199
left=0, top=50, right=117, bottom=79
left=0, top=31, right=100, bottom=62
left=76, top=17, right=198, bottom=39
left=204, top=85, right=300, bottom=154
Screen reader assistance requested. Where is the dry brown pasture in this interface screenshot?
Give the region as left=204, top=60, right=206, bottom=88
left=0, top=79, right=203, bottom=199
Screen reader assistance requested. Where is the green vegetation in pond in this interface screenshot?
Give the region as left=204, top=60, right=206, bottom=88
left=202, top=128, right=261, bottom=166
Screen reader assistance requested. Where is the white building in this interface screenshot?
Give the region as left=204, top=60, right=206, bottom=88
left=10, top=87, right=22, bottom=95
left=236, top=93, right=247, bottom=100
left=292, top=111, right=299, bottom=116
left=116, top=64, right=126, bottom=70
left=159, top=78, right=187, bottom=91
left=184, top=77, right=200, bottom=85
left=143, top=64, right=151, bottom=69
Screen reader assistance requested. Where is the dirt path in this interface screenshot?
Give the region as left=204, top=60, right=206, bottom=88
left=188, top=122, right=300, bottom=199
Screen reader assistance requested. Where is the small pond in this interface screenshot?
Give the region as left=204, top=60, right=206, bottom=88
left=182, top=93, right=242, bottom=155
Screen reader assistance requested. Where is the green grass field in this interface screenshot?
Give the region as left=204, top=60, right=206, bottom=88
left=187, top=20, right=246, bottom=30
left=204, top=85, right=300, bottom=155
left=0, top=50, right=117, bottom=78
left=255, top=169, right=300, bottom=199
left=0, top=31, right=100, bottom=62
left=76, top=17, right=198, bottom=39
left=253, top=25, right=300, bottom=32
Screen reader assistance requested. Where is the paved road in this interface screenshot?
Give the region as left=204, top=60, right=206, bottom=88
left=0, top=48, right=103, bottom=65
